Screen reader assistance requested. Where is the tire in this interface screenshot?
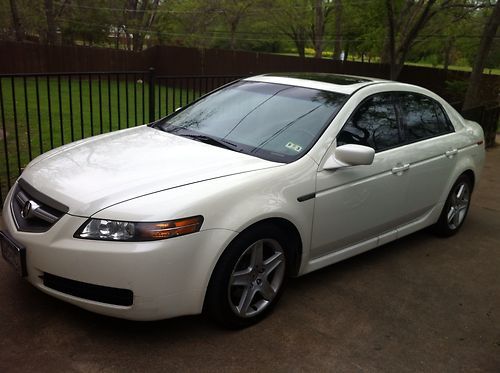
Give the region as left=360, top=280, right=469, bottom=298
left=434, top=174, right=472, bottom=237
left=204, top=224, right=291, bottom=329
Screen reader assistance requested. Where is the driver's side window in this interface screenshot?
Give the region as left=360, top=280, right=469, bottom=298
left=337, top=93, right=402, bottom=152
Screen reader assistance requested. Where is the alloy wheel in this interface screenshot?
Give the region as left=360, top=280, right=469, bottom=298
left=447, top=181, right=470, bottom=230
left=228, top=238, right=286, bottom=318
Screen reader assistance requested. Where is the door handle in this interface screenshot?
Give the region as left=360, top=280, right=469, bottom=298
left=391, top=163, right=410, bottom=175
left=445, top=148, right=458, bottom=158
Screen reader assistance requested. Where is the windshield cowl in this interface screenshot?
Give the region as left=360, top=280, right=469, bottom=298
left=181, top=134, right=240, bottom=152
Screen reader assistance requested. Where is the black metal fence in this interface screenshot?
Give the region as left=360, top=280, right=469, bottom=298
left=0, top=70, right=498, bottom=206
left=0, top=69, right=243, bottom=205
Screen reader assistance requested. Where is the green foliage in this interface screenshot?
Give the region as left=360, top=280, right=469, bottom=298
left=60, top=0, right=116, bottom=46
left=333, top=0, right=386, bottom=59
left=0, top=0, right=498, bottom=71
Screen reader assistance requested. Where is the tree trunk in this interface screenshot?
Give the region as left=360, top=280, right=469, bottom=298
left=143, top=0, right=160, bottom=49
left=293, top=34, right=306, bottom=58
left=344, top=43, right=349, bottom=61
left=9, top=0, right=24, bottom=41
left=132, top=34, right=143, bottom=51
left=385, top=0, right=396, bottom=79
left=443, top=38, right=454, bottom=73
left=229, top=21, right=238, bottom=50
left=380, top=42, right=391, bottom=64
left=313, top=0, right=324, bottom=58
left=131, top=0, right=146, bottom=52
left=115, top=29, right=120, bottom=49
left=221, top=2, right=249, bottom=52
left=132, top=0, right=160, bottom=51
left=332, top=0, right=342, bottom=60
left=44, top=0, right=57, bottom=44
left=462, top=1, right=500, bottom=111
left=125, top=31, right=132, bottom=51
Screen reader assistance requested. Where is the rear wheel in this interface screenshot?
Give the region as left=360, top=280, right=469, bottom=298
left=205, top=225, right=290, bottom=329
left=434, top=175, right=472, bottom=236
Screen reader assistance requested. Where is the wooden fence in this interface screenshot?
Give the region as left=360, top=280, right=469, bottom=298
left=1, top=41, right=498, bottom=104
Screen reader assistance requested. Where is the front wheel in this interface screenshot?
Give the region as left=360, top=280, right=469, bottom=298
left=434, top=175, right=472, bottom=237
left=204, top=225, right=290, bottom=329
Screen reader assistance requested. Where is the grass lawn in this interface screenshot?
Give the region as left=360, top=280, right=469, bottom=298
left=0, top=76, right=202, bottom=202
left=404, top=62, right=500, bottom=75
left=277, top=51, right=500, bottom=75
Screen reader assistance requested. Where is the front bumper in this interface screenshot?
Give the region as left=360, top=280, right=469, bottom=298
left=1, top=187, right=237, bottom=321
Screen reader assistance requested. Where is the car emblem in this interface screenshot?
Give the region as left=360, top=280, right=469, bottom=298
left=21, top=200, right=34, bottom=219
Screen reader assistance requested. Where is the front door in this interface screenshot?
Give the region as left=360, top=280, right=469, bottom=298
left=310, top=93, right=409, bottom=258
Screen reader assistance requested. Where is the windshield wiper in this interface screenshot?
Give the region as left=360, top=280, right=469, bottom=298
left=184, top=134, right=239, bottom=151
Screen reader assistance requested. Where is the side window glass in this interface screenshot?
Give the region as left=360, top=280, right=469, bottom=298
left=400, top=93, right=452, bottom=142
left=433, top=101, right=455, bottom=133
left=337, top=94, right=401, bottom=152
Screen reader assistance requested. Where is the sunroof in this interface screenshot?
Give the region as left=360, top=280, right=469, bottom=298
left=267, top=73, right=371, bottom=85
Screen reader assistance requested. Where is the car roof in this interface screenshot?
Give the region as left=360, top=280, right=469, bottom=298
left=244, top=73, right=389, bottom=95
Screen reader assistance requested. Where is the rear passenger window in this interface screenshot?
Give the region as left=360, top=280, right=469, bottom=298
left=399, top=93, right=453, bottom=143
left=337, top=93, right=402, bottom=152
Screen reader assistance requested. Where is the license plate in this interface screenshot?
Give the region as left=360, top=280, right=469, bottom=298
left=0, top=231, right=27, bottom=277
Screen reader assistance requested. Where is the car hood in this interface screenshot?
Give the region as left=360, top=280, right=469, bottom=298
left=20, top=126, right=281, bottom=216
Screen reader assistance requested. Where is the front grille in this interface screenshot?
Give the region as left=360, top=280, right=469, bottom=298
left=42, top=273, right=134, bottom=307
left=10, top=179, right=68, bottom=233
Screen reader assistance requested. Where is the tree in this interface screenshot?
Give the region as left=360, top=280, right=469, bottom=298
left=310, top=0, right=334, bottom=58
left=332, top=0, right=342, bottom=60
left=59, top=0, right=117, bottom=47
left=41, top=0, right=70, bottom=44
left=43, top=0, right=57, bottom=44
left=463, top=1, right=500, bottom=110
left=122, top=0, right=161, bottom=51
left=333, top=0, right=386, bottom=63
left=156, top=0, right=221, bottom=48
left=268, top=0, right=310, bottom=57
left=269, top=0, right=335, bottom=58
left=9, top=0, right=24, bottom=41
left=219, top=0, right=255, bottom=50
left=383, top=0, right=443, bottom=79
left=382, top=0, right=490, bottom=80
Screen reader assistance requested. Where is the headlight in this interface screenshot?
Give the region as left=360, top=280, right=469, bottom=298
left=74, top=216, right=204, bottom=241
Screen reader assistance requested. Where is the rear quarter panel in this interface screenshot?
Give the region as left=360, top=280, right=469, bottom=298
left=440, top=117, right=485, bottom=203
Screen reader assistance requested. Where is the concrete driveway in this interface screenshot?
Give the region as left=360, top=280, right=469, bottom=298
left=1, top=144, right=499, bottom=372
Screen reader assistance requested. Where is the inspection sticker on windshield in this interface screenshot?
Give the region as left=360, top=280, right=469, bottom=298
left=285, top=142, right=303, bottom=153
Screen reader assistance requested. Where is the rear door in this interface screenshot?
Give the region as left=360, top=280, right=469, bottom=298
left=395, top=92, right=457, bottom=222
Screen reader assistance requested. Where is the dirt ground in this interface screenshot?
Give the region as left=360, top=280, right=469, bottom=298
left=1, top=142, right=499, bottom=372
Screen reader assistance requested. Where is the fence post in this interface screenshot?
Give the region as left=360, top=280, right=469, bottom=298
left=148, top=67, right=155, bottom=122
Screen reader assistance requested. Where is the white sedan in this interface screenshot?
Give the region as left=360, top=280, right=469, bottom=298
left=1, top=73, right=485, bottom=328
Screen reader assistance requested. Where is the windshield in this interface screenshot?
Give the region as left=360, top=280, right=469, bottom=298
left=155, top=81, right=348, bottom=163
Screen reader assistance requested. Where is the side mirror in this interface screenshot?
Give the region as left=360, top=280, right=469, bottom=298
left=323, top=144, right=375, bottom=170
